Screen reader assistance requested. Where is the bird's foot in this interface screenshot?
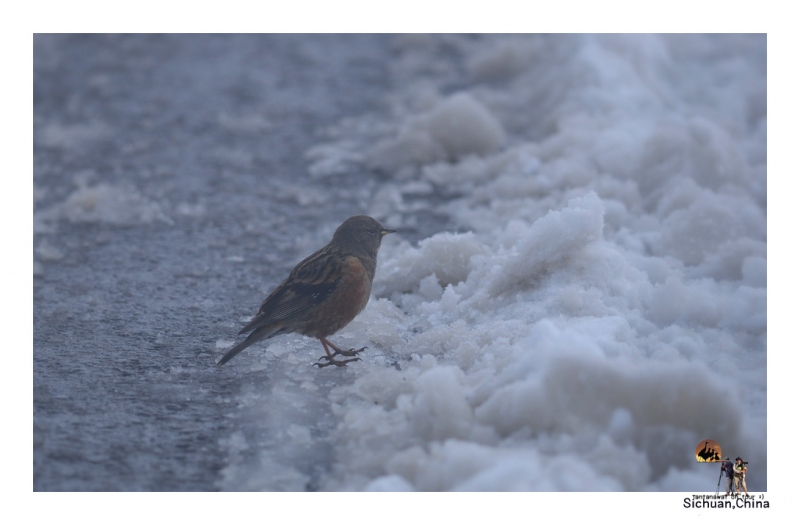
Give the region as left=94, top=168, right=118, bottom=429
left=332, top=346, right=366, bottom=357
left=313, top=356, right=361, bottom=368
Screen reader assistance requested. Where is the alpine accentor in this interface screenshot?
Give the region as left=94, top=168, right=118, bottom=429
left=217, top=215, right=395, bottom=368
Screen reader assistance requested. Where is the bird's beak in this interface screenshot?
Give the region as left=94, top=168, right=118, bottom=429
left=380, top=228, right=396, bottom=236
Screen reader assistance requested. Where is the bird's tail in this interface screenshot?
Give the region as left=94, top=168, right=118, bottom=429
left=216, top=323, right=283, bottom=366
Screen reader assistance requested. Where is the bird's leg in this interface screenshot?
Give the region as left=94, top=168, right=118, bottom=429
left=318, top=338, right=335, bottom=359
left=323, top=337, right=367, bottom=357
left=314, top=338, right=361, bottom=368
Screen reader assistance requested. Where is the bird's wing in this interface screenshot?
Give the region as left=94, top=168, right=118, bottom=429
left=238, top=248, right=343, bottom=335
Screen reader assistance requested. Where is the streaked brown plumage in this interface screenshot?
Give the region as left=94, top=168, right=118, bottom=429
left=217, top=215, right=395, bottom=368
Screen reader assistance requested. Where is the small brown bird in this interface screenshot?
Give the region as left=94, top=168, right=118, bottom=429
left=217, top=215, right=395, bottom=368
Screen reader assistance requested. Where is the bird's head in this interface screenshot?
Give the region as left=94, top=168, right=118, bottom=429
left=332, top=215, right=395, bottom=258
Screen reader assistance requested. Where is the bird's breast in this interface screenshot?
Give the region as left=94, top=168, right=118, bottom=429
left=302, top=256, right=372, bottom=338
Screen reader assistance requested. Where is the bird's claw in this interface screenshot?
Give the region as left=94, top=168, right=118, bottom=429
left=333, top=346, right=367, bottom=357
left=313, top=344, right=367, bottom=368
left=313, top=357, right=361, bottom=368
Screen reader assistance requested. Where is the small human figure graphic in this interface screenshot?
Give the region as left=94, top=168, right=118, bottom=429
left=734, top=457, right=748, bottom=495
left=720, top=457, right=735, bottom=496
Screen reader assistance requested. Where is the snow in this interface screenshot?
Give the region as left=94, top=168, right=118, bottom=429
left=218, top=34, right=766, bottom=491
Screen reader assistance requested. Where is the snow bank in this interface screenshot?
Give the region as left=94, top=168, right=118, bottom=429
left=219, top=35, right=767, bottom=492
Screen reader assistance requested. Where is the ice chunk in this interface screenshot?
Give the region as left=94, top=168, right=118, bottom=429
left=60, top=182, right=172, bottom=226
left=372, top=93, right=506, bottom=169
